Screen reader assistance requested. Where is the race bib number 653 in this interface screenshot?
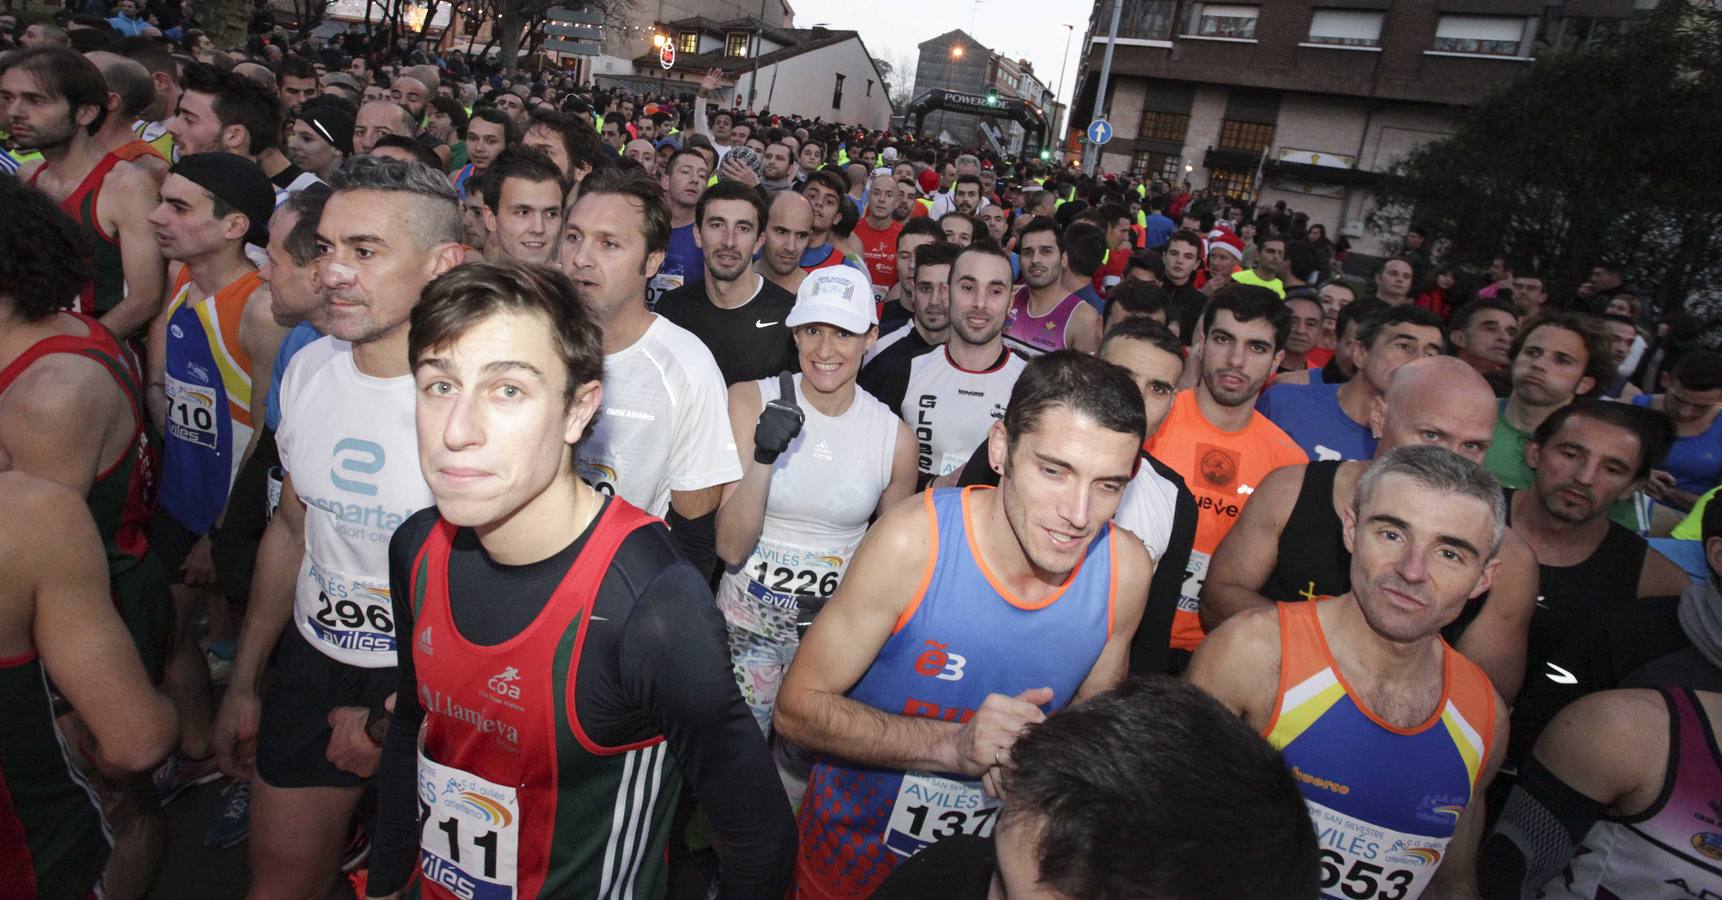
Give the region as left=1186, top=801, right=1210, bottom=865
left=1309, top=801, right=1447, bottom=900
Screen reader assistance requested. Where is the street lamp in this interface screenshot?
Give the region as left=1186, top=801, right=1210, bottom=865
left=951, top=45, right=964, bottom=59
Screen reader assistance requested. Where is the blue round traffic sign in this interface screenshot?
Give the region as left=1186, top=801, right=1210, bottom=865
left=1087, top=119, right=1113, bottom=145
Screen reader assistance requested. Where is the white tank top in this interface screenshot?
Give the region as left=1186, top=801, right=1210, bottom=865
left=275, top=337, right=433, bottom=668
left=716, top=374, right=900, bottom=637
left=903, top=346, right=1027, bottom=479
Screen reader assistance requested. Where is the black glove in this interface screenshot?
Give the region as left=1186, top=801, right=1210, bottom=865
left=753, top=380, right=805, bottom=465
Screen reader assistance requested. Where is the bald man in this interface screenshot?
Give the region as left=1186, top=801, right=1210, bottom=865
left=353, top=98, right=417, bottom=156
left=388, top=76, right=429, bottom=121
left=757, top=190, right=815, bottom=295
left=231, top=61, right=276, bottom=92
left=1201, top=356, right=1539, bottom=701
left=625, top=138, right=658, bottom=174
left=84, top=51, right=169, bottom=180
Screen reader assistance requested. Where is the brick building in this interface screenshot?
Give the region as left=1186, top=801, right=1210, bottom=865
left=1069, top=0, right=1658, bottom=254
left=910, top=29, right=1060, bottom=155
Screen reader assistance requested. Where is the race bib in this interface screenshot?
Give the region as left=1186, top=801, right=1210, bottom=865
left=743, top=537, right=848, bottom=600
left=1308, top=800, right=1447, bottom=900
left=418, top=744, right=520, bottom=900
left=1178, top=550, right=1212, bottom=615
left=938, top=452, right=970, bottom=478
left=575, top=455, right=619, bottom=497
left=163, top=372, right=218, bottom=450
left=644, top=273, right=684, bottom=311
left=301, top=563, right=396, bottom=656
left=883, top=772, right=1001, bottom=858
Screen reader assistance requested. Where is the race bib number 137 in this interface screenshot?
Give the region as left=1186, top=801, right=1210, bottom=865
left=883, top=771, right=1000, bottom=859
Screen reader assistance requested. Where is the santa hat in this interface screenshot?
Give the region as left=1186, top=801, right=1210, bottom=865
left=1208, top=233, right=1245, bottom=261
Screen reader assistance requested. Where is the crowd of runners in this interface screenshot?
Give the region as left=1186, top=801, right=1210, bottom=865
left=2, top=12, right=1722, bottom=900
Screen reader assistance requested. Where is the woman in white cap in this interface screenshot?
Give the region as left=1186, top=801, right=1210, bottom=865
left=714, top=265, right=917, bottom=795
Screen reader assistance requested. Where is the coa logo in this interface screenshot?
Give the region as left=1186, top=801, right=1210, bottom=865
left=487, top=666, right=522, bottom=700
left=1692, top=831, right=1722, bottom=861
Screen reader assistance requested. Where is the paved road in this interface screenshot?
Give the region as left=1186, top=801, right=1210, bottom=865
left=144, top=779, right=716, bottom=899
left=146, top=777, right=254, bottom=900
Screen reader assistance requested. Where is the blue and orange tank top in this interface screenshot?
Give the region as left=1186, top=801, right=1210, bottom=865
left=1267, top=599, right=1496, bottom=900
left=158, top=267, right=262, bottom=535
left=795, top=486, right=1118, bottom=898
left=450, top=162, right=477, bottom=199
left=1554, top=688, right=1722, bottom=898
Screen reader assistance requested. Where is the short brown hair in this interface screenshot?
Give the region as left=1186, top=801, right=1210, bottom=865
left=1508, top=310, right=1615, bottom=395
left=576, top=166, right=670, bottom=256
left=409, top=261, right=605, bottom=438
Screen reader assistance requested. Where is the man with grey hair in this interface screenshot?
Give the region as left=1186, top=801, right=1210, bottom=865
left=930, top=153, right=986, bottom=218
left=207, top=156, right=463, bottom=898
left=1202, top=355, right=1539, bottom=702
left=1189, top=443, right=1511, bottom=900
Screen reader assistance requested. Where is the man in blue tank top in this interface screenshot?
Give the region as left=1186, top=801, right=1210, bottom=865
left=1258, top=306, right=1445, bottom=462
left=775, top=351, right=1155, bottom=898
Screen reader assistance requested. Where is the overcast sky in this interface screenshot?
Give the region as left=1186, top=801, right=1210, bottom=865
left=787, top=0, right=1095, bottom=109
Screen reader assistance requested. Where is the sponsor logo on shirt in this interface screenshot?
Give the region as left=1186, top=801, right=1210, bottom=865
left=487, top=666, right=522, bottom=700
left=330, top=437, right=385, bottom=496
left=421, top=685, right=520, bottom=746
left=912, top=640, right=967, bottom=682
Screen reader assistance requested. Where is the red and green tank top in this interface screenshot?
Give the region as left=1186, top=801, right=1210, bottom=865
left=29, top=153, right=128, bottom=316
left=407, top=498, right=683, bottom=900
left=0, top=649, right=108, bottom=900
left=0, top=314, right=154, bottom=575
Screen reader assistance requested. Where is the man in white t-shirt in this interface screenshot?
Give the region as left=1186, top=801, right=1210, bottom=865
left=561, top=167, right=741, bottom=573
left=208, top=156, right=464, bottom=898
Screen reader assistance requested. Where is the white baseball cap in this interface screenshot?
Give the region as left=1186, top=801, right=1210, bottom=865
left=786, top=266, right=877, bottom=334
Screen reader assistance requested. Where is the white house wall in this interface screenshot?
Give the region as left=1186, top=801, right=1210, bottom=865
left=755, top=37, right=893, bottom=130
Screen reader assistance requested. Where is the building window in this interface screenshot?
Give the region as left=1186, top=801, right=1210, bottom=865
left=1218, top=119, right=1274, bottom=153
left=1208, top=166, right=1254, bottom=200
left=1307, top=9, right=1383, bottom=47
left=1549, top=15, right=1624, bottom=49
left=866, top=79, right=873, bottom=97
left=1195, top=4, right=1259, bottom=40
left=1118, top=0, right=1175, bottom=41
left=1132, top=150, right=1183, bottom=183
left=677, top=32, right=699, bottom=54
left=726, top=32, right=750, bottom=57
left=832, top=73, right=845, bottom=109
left=1137, top=110, right=1190, bottom=143
left=1434, top=15, right=1530, bottom=57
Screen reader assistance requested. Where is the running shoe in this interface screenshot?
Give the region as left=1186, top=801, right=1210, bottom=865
left=152, top=753, right=222, bottom=804
left=204, top=778, right=250, bottom=848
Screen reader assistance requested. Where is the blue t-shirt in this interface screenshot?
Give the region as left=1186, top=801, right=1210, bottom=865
left=1257, top=380, right=1377, bottom=462
left=265, top=321, right=323, bottom=432
left=1634, top=394, right=1722, bottom=497
left=1074, top=284, right=1104, bottom=315
left=648, top=222, right=703, bottom=310
left=1145, top=212, right=1175, bottom=250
